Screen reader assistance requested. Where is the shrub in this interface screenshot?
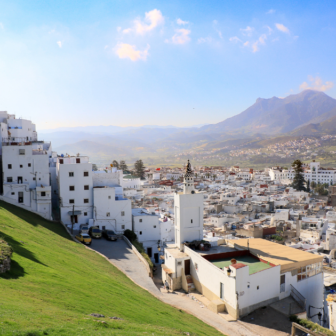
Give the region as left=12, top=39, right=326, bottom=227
left=123, top=229, right=137, bottom=242
left=0, top=239, right=13, bottom=264
left=289, top=315, right=334, bottom=336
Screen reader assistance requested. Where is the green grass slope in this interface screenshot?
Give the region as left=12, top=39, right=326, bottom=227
left=0, top=202, right=223, bottom=336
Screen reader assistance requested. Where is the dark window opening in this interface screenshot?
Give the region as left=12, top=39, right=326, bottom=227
left=84, top=171, right=89, bottom=177
left=69, top=186, right=75, bottom=191
left=84, top=185, right=89, bottom=190
left=69, top=199, right=75, bottom=204
left=8, top=164, right=12, bottom=169
left=41, top=192, right=46, bottom=197
left=84, top=198, right=89, bottom=203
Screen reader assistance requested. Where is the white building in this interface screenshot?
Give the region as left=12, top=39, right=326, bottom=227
left=57, top=155, right=93, bottom=228
left=132, top=208, right=161, bottom=264
left=93, top=186, right=132, bottom=233
left=1, top=140, right=52, bottom=220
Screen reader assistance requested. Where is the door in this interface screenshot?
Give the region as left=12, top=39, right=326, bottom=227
left=70, top=215, right=78, bottom=224
left=154, top=253, right=159, bottom=263
left=220, top=282, right=224, bottom=300
left=147, top=247, right=152, bottom=258
left=18, top=176, right=23, bottom=184
left=18, top=192, right=23, bottom=203
left=280, top=274, right=285, bottom=293
left=184, top=259, right=190, bottom=275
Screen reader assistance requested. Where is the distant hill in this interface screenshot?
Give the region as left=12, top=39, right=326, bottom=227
left=291, top=114, right=336, bottom=136
left=200, top=90, right=336, bottom=135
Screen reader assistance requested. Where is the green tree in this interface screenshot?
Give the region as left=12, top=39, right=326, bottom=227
left=315, top=183, right=328, bottom=196
left=134, top=159, right=146, bottom=179
left=112, top=160, right=119, bottom=169
left=292, top=159, right=306, bottom=191
left=119, top=160, right=128, bottom=172
left=311, top=181, right=317, bottom=189
left=92, top=163, right=98, bottom=171
left=306, top=179, right=310, bottom=192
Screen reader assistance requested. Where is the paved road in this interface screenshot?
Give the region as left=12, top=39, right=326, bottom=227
left=89, top=237, right=262, bottom=336
left=89, top=238, right=162, bottom=296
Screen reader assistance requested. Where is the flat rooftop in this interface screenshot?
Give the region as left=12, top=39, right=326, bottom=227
left=228, top=238, right=323, bottom=272
left=210, top=255, right=272, bottom=275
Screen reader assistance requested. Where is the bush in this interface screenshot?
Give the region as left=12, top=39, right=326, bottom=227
left=0, top=239, right=12, bottom=264
left=124, top=231, right=153, bottom=269
left=124, top=229, right=137, bottom=242
left=290, top=315, right=334, bottom=336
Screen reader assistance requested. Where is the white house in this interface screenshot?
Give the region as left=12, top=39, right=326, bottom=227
left=1, top=141, right=52, bottom=220
left=56, top=155, right=93, bottom=228
left=132, top=208, right=161, bottom=264
left=93, top=186, right=132, bottom=233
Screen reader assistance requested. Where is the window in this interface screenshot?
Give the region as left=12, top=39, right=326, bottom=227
left=83, top=171, right=89, bottom=177
left=139, top=231, right=142, bottom=235
left=41, top=192, right=46, bottom=197
left=121, top=225, right=125, bottom=230
left=108, top=196, right=111, bottom=199
left=11, top=192, right=15, bottom=195
left=69, top=186, right=75, bottom=191
left=257, top=286, right=259, bottom=290
left=139, top=218, right=142, bottom=222
left=195, top=263, right=198, bottom=270
left=121, top=211, right=125, bottom=216
left=33, top=177, right=36, bottom=181
left=54, top=190, right=56, bottom=194
left=69, top=172, right=74, bottom=177
left=59, top=159, right=64, bottom=164
left=154, top=225, right=156, bottom=228
left=19, top=149, right=25, bottom=155
left=69, top=199, right=74, bottom=204
left=84, top=198, right=89, bottom=203
left=8, top=164, right=12, bottom=169
left=106, top=212, right=110, bottom=217
left=84, top=185, right=89, bottom=190
left=7, top=177, right=12, bottom=182
left=191, top=219, right=193, bottom=223
left=28, top=163, right=31, bottom=167
left=76, top=158, right=80, bottom=164
left=84, top=212, right=87, bottom=216
left=20, top=165, right=23, bottom=168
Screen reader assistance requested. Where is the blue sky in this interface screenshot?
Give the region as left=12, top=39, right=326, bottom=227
left=0, top=0, right=335, bottom=130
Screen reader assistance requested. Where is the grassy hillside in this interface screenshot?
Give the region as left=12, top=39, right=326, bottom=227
left=0, top=202, right=223, bottom=336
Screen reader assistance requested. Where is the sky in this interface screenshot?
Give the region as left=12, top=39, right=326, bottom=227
left=0, top=0, right=336, bottom=130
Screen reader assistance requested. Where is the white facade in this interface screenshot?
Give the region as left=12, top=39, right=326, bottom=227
left=132, top=208, right=161, bottom=263
left=57, top=156, right=93, bottom=228
left=2, top=142, right=52, bottom=220
left=93, top=187, right=131, bottom=233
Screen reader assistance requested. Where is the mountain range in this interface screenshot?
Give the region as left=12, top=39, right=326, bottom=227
left=38, top=90, right=336, bottom=164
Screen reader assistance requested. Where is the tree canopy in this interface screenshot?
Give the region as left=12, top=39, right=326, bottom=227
left=292, top=159, right=306, bottom=191
left=134, top=159, right=146, bottom=179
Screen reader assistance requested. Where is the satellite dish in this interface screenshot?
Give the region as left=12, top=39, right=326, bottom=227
left=191, top=190, right=195, bottom=194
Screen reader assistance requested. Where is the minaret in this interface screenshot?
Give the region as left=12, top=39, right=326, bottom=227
left=174, top=160, right=204, bottom=250
left=183, top=160, right=195, bottom=194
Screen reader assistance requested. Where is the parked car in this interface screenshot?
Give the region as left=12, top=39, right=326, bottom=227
left=102, top=229, right=118, bottom=241
left=75, top=233, right=92, bottom=245
left=89, top=226, right=102, bottom=239
left=79, top=224, right=89, bottom=234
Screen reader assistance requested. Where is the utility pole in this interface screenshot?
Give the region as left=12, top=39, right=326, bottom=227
left=71, top=204, right=74, bottom=234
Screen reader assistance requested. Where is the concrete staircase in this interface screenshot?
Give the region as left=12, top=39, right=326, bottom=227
left=186, top=275, right=195, bottom=292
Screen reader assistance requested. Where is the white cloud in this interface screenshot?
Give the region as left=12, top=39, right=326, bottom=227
left=251, top=34, right=267, bottom=52
left=229, top=36, right=242, bottom=43
left=266, top=25, right=273, bottom=35
left=177, top=18, right=188, bottom=25
left=167, top=28, right=191, bottom=44
left=198, top=37, right=213, bottom=44
left=266, top=9, right=275, bottom=14
left=213, top=20, right=223, bottom=39
left=240, top=26, right=254, bottom=36
left=123, top=9, right=164, bottom=35
left=300, top=76, right=334, bottom=92
left=115, top=43, right=150, bottom=61
left=275, top=23, right=290, bottom=34
left=57, top=41, right=62, bottom=48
